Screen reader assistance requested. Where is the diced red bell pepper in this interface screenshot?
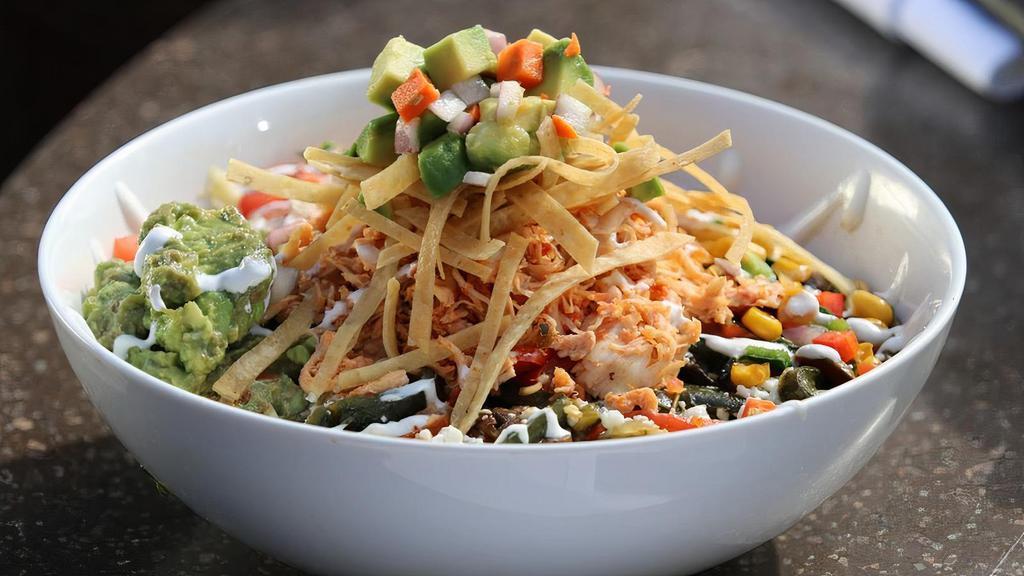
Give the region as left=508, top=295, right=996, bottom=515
left=238, top=191, right=285, bottom=218
left=812, top=330, right=859, bottom=363
left=112, top=235, right=139, bottom=262
left=739, top=397, right=777, bottom=418
left=391, top=68, right=440, bottom=122
left=816, top=291, right=845, bottom=317
left=624, top=410, right=698, bottom=432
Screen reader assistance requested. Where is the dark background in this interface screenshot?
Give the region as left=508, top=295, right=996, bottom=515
left=2, top=1, right=1023, bottom=575
left=0, top=1, right=212, bottom=184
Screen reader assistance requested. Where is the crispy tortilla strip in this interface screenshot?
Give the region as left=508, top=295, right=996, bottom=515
left=345, top=199, right=492, bottom=279
left=449, top=234, right=529, bottom=429
left=308, top=261, right=397, bottom=396
left=395, top=206, right=505, bottom=260
left=591, top=93, right=642, bottom=134
left=567, top=78, right=623, bottom=118
left=303, top=146, right=382, bottom=182
left=377, top=243, right=416, bottom=269
left=349, top=370, right=409, bottom=396
left=547, top=144, right=661, bottom=208
left=610, top=113, right=640, bottom=144
left=536, top=116, right=562, bottom=189
left=212, top=295, right=318, bottom=402
left=205, top=166, right=242, bottom=208
left=383, top=277, right=401, bottom=358
left=227, top=159, right=345, bottom=205
left=287, top=213, right=362, bottom=270
left=754, top=223, right=855, bottom=294
left=452, top=232, right=693, bottom=431
left=361, top=153, right=420, bottom=210
left=485, top=204, right=534, bottom=238
left=333, top=318, right=509, bottom=391
left=403, top=181, right=469, bottom=216
left=408, top=189, right=461, bottom=348
left=680, top=162, right=751, bottom=264
left=325, top=183, right=361, bottom=228
left=509, top=182, right=598, bottom=270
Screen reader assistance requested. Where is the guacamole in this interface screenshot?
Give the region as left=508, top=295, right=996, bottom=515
left=83, top=202, right=275, bottom=393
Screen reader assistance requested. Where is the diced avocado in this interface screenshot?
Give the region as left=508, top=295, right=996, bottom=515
left=740, top=252, right=777, bottom=280
left=342, top=141, right=358, bottom=157
left=526, top=28, right=559, bottom=48
left=418, top=133, right=469, bottom=197
left=367, top=36, right=425, bottom=108
left=630, top=177, right=665, bottom=202
left=477, top=96, right=555, bottom=133
left=417, top=110, right=448, bottom=144
left=527, top=38, right=594, bottom=98
left=422, top=25, right=498, bottom=90
left=613, top=142, right=666, bottom=202
left=465, top=121, right=531, bottom=172
left=354, top=113, right=399, bottom=167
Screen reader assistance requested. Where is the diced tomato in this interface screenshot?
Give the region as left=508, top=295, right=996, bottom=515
left=468, top=103, right=480, bottom=122
left=856, top=360, right=878, bottom=376
left=816, top=291, right=845, bottom=317
left=812, top=330, right=859, bottom=363
left=238, top=191, right=284, bottom=218
left=584, top=423, right=606, bottom=441
left=391, top=68, right=440, bottom=122
left=563, top=32, right=581, bottom=58
left=739, top=397, right=777, bottom=418
left=112, top=235, right=138, bottom=262
left=497, top=39, right=544, bottom=88
left=293, top=170, right=322, bottom=183
left=624, top=410, right=698, bottom=432
left=550, top=115, right=578, bottom=139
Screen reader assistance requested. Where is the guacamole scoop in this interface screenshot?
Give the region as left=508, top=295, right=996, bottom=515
left=82, top=202, right=275, bottom=393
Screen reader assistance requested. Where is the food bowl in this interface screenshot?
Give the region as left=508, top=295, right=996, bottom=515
left=38, top=67, right=965, bottom=576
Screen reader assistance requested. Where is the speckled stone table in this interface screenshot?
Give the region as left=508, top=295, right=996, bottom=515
left=2, top=0, right=1022, bottom=574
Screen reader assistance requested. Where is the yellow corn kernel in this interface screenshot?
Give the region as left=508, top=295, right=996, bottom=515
left=855, top=342, right=875, bottom=364
left=850, top=290, right=894, bottom=326
left=747, top=242, right=768, bottom=260
left=780, top=276, right=804, bottom=297
left=701, top=236, right=733, bottom=258
left=731, top=362, right=770, bottom=387
left=772, top=256, right=812, bottom=282
left=741, top=307, right=783, bottom=341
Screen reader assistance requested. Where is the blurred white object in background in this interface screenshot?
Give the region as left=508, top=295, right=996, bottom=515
left=834, top=0, right=1024, bottom=100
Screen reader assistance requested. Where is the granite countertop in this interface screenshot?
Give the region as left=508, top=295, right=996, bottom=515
left=2, top=0, right=1022, bottom=574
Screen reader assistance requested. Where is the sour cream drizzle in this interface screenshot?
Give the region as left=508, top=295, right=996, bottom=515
left=700, top=334, right=792, bottom=358
left=134, top=225, right=182, bottom=277
left=380, top=377, right=447, bottom=413
left=495, top=407, right=570, bottom=443
left=362, top=415, right=431, bottom=437
left=795, top=344, right=843, bottom=363
left=147, top=284, right=167, bottom=311
left=196, top=255, right=274, bottom=294
left=113, top=321, right=157, bottom=359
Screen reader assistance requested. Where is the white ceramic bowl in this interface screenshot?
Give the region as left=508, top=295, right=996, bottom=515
left=39, top=68, right=965, bottom=576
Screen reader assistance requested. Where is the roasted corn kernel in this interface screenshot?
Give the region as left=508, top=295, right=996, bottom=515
left=741, top=307, right=783, bottom=341
left=701, top=236, right=733, bottom=258
left=771, top=256, right=812, bottom=282
left=731, top=362, right=771, bottom=387
left=850, top=290, right=894, bottom=326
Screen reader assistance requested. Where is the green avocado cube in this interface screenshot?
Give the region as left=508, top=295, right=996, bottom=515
left=465, top=121, right=531, bottom=172
left=423, top=25, right=498, bottom=90
left=527, top=38, right=594, bottom=98
left=355, top=113, right=399, bottom=167
left=629, top=177, right=665, bottom=202
left=418, top=133, right=469, bottom=197
left=476, top=96, right=555, bottom=133
left=526, top=28, right=559, bottom=48
left=367, top=36, right=425, bottom=108
left=417, top=110, right=448, bottom=144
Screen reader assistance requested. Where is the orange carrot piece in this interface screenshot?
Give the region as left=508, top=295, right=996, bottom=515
left=468, top=103, right=480, bottom=122
left=391, top=68, right=440, bottom=122
left=497, top=39, right=544, bottom=89
left=112, top=235, right=139, bottom=262
left=564, top=32, right=581, bottom=58
left=551, top=115, right=578, bottom=138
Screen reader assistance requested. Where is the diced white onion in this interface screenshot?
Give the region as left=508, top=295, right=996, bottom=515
left=451, top=76, right=490, bottom=106
left=490, top=82, right=501, bottom=98
left=463, top=171, right=492, bottom=187
left=427, top=90, right=467, bottom=122
left=554, top=94, right=592, bottom=132
left=395, top=117, right=420, bottom=154
left=447, top=111, right=476, bottom=135
left=484, top=28, right=507, bottom=54
left=782, top=324, right=827, bottom=347
left=495, top=81, right=524, bottom=124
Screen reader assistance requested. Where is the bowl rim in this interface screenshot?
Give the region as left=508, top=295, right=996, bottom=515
left=38, top=66, right=967, bottom=452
